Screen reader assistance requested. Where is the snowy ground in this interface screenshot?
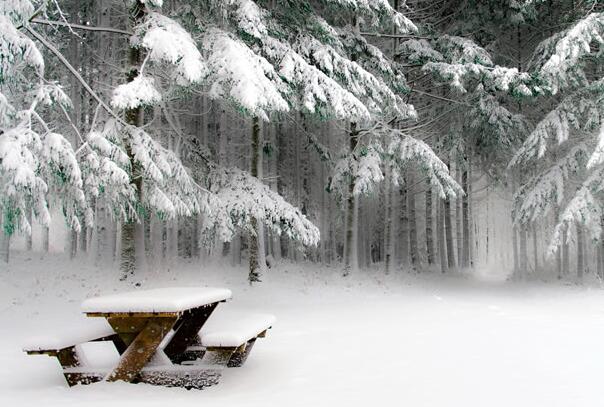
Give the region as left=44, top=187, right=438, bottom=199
left=2, top=253, right=604, bottom=407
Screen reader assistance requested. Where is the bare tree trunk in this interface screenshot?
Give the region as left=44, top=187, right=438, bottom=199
left=408, top=172, right=418, bottom=268
left=42, top=226, right=49, bottom=254
left=425, top=186, right=434, bottom=265
left=26, top=208, right=33, bottom=251
left=562, top=228, right=570, bottom=276
left=519, top=225, right=528, bottom=279
left=532, top=222, right=538, bottom=273
left=0, top=217, right=9, bottom=263
left=399, top=186, right=409, bottom=268
left=437, top=199, right=447, bottom=273
left=343, top=122, right=358, bottom=276
left=444, top=196, right=456, bottom=270
left=512, top=224, right=519, bottom=277
left=383, top=166, right=392, bottom=274
left=577, top=224, right=584, bottom=282
left=249, top=116, right=262, bottom=283
left=120, top=0, right=145, bottom=279
left=461, top=168, right=470, bottom=268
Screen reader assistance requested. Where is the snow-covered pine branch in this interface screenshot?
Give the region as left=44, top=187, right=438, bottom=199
left=204, top=167, right=320, bottom=247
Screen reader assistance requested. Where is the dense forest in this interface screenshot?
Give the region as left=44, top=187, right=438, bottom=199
left=2, top=0, right=604, bottom=283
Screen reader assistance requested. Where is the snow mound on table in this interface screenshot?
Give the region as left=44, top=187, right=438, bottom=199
left=200, top=310, right=275, bottom=348
left=81, top=287, right=232, bottom=313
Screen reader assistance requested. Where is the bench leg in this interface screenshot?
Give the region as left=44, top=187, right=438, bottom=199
left=106, top=317, right=177, bottom=383
left=164, top=304, right=218, bottom=364
left=227, top=338, right=256, bottom=367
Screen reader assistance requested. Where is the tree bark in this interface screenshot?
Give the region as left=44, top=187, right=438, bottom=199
left=248, top=116, right=263, bottom=283
left=120, top=0, right=145, bottom=280
left=437, top=199, right=447, bottom=273
left=407, top=172, right=419, bottom=267
left=577, top=224, right=584, bottom=282
left=383, top=166, right=392, bottom=274
left=444, top=195, right=456, bottom=270
left=425, top=186, right=434, bottom=265
left=343, top=122, right=358, bottom=276
left=461, top=168, right=470, bottom=268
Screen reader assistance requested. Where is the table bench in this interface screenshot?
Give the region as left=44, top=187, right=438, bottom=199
left=24, top=287, right=275, bottom=390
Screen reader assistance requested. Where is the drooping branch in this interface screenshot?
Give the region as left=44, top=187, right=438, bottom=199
left=31, top=18, right=133, bottom=36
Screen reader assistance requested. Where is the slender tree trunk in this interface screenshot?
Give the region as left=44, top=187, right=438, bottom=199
left=408, top=172, right=418, bottom=267
left=425, top=186, right=434, bottom=265
left=519, top=225, right=528, bottom=279
left=249, top=116, right=263, bottom=283
left=120, top=0, right=145, bottom=279
left=383, top=166, right=392, bottom=274
left=444, top=195, right=456, bottom=270
left=437, top=199, right=447, bottom=273
left=512, top=224, right=519, bottom=277
left=42, top=226, right=49, bottom=254
left=26, top=208, right=32, bottom=251
left=399, top=185, right=409, bottom=268
left=532, top=222, right=538, bottom=273
left=0, top=216, right=9, bottom=263
left=461, top=168, right=470, bottom=268
left=596, top=238, right=602, bottom=280
left=343, top=122, right=358, bottom=276
left=577, top=224, right=584, bottom=282
left=562, top=228, right=570, bottom=276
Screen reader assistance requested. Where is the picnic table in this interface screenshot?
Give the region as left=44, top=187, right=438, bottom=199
left=24, top=287, right=274, bottom=389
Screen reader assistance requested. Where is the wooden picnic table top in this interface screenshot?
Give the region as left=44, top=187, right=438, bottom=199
left=78, top=287, right=231, bottom=384
left=81, top=287, right=232, bottom=316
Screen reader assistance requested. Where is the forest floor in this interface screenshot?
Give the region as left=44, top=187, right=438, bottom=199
left=1, top=252, right=604, bottom=407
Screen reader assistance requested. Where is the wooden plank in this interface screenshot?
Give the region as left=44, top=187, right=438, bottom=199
left=106, top=316, right=177, bottom=383
left=164, top=303, right=218, bottom=364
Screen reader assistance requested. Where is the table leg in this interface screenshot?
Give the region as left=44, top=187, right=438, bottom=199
left=164, top=303, right=218, bottom=364
left=106, top=317, right=177, bottom=383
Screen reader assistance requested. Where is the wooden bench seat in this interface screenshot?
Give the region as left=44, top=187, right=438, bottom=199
left=182, top=311, right=275, bottom=367
left=23, top=319, right=126, bottom=386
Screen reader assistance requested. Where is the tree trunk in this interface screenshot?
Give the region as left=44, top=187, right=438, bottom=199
left=562, top=228, right=570, bottom=276
left=408, top=172, right=418, bottom=267
left=437, top=199, right=447, bottom=273
left=383, top=166, right=392, bottom=274
left=399, top=185, right=409, bottom=268
left=577, top=224, right=584, bottom=282
left=42, top=226, right=49, bottom=254
left=461, top=168, right=470, bottom=268
left=343, top=122, right=358, bottom=276
left=425, top=186, right=434, bottom=265
left=248, top=116, right=263, bottom=283
left=0, top=216, right=9, bottom=263
left=519, top=225, right=528, bottom=279
left=444, top=196, right=456, bottom=270
left=512, top=224, right=519, bottom=277
left=120, top=0, right=145, bottom=279
left=532, top=222, right=538, bottom=273
left=26, top=208, right=32, bottom=251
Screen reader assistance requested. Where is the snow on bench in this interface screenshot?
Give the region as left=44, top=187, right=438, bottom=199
left=200, top=312, right=275, bottom=348
left=194, top=310, right=275, bottom=367
left=23, top=318, right=116, bottom=353
left=81, top=287, right=232, bottom=314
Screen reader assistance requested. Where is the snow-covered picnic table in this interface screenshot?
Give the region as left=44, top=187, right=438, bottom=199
left=24, top=287, right=275, bottom=389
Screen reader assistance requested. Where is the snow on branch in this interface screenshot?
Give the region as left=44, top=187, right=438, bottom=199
left=202, top=29, right=289, bottom=121
left=133, top=11, right=207, bottom=84
left=388, top=132, right=463, bottom=199
left=510, top=78, right=604, bottom=167
left=111, top=75, right=161, bottom=110
left=537, top=12, right=604, bottom=94
left=205, top=167, right=320, bottom=246
left=513, top=144, right=588, bottom=225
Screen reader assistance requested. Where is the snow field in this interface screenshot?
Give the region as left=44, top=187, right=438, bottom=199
left=2, top=253, right=604, bottom=407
